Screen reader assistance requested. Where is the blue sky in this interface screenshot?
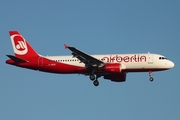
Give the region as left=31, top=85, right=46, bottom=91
left=1, top=0, right=180, bottom=120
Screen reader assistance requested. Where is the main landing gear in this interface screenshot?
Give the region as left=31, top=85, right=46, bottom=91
left=89, top=74, right=95, bottom=81
left=149, top=71, right=154, bottom=82
left=93, top=80, right=99, bottom=86
left=89, top=74, right=100, bottom=86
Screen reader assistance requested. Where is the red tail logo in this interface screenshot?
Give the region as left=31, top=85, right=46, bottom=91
left=9, top=31, right=39, bottom=58
left=15, top=39, right=26, bottom=51
left=11, top=34, right=28, bottom=55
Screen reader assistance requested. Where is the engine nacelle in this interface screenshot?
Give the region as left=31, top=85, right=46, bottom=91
left=104, top=63, right=122, bottom=73
left=104, top=73, right=126, bottom=82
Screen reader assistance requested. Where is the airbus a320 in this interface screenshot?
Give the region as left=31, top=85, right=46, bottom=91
left=6, top=31, right=174, bottom=86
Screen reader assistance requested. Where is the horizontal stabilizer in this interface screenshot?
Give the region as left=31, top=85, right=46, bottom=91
left=6, top=55, right=28, bottom=63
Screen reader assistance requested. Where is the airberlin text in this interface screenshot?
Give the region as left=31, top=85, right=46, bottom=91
left=101, top=54, right=146, bottom=63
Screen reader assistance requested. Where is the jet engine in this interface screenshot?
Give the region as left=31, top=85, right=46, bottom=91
left=104, top=63, right=122, bottom=73
left=104, top=73, right=126, bottom=82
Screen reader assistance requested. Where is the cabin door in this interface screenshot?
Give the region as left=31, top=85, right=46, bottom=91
left=148, top=53, right=153, bottom=64
left=38, top=57, right=43, bottom=66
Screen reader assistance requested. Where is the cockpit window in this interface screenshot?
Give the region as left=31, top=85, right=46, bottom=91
left=159, top=57, right=167, bottom=60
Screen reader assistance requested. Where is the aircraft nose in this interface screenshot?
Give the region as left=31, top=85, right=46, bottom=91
left=169, top=61, right=175, bottom=68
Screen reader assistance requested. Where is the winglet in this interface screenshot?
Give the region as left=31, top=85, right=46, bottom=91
left=64, top=44, right=69, bottom=49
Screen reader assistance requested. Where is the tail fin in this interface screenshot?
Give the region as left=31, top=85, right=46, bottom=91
left=9, top=31, right=39, bottom=59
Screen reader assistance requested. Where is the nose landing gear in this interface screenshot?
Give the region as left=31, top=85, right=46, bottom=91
left=149, top=71, right=154, bottom=82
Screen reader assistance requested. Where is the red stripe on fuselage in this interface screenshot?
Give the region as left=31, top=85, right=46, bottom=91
left=6, top=57, right=88, bottom=74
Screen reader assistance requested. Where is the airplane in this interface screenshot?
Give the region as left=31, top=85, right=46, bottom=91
left=6, top=31, right=174, bottom=86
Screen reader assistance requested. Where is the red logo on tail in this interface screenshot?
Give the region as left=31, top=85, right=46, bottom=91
left=14, top=35, right=27, bottom=51
left=11, top=35, right=28, bottom=55
left=15, top=40, right=26, bottom=51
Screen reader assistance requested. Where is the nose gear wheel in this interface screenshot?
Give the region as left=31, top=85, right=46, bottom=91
left=149, top=71, right=154, bottom=82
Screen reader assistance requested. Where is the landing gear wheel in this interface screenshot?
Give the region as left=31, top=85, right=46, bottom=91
left=149, top=71, right=154, bottom=82
left=150, top=77, right=154, bottom=82
left=89, top=74, right=95, bottom=81
left=93, top=80, right=99, bottom=86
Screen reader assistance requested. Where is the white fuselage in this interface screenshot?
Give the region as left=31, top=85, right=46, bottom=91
left=44, top=53, right=174, bottom=72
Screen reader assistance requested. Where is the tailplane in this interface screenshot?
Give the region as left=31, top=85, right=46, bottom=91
left=6, top=55, right=28, bottom=63
left=9, top=31, right=39, bottom=59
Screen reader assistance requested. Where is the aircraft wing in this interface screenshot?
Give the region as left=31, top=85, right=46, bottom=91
left=64, top=44, right=104, bottom=68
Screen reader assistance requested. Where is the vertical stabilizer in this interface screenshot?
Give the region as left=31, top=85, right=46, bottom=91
left=9, top=31, right=39, bottom=59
